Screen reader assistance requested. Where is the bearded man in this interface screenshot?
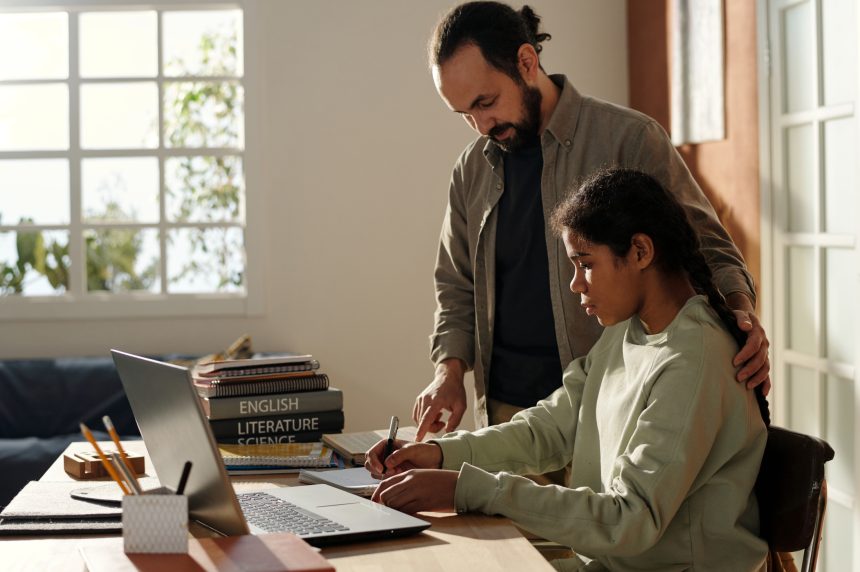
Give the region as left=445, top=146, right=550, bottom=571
left=412, top=2, right=771, bottom=456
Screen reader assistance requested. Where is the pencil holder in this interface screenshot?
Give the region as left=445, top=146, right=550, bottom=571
left=122, top=493, right=188, bottom=554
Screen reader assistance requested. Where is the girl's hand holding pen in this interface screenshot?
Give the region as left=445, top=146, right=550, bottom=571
left=364, top=439, right=443, bottom=478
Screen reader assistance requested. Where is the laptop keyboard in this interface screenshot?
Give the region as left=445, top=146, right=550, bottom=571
left=237, top=491, right=350, bottom=536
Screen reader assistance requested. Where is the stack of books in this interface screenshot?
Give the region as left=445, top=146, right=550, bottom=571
left=193, top=354, right=345, bottom=446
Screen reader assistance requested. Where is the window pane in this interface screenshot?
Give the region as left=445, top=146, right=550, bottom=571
left=825, top=375, right=854, bottom=495
left=164, top=82, right=244, bottom=148
left=0, top=230, right=69, bottom=296
left=822, top=0, right=856, bottom=106
left=783, top=1, right=815, bottom=113
left=80, top=82, right=158, bottom=149
left=85, top=228, right=159, bottom=293
left=785, top=124, right=815, bottom=233
left=165, top=156, right=243, bottom=222
left=80, top=11, right=157, bottom=78
left=787, top=246, right=816, bottom=355
left=167, top=227, right=244, bottom=293
left=823, top=117, right=856, bottom=233
left=823, top=501, right=854, bottom=570
left=0, top=84, right=69, bottom=151
left=82, top=158, right=159, bottom=223
left=787, top=365, right=819, bottom=437
left=0, top=160, right=69, bottom=225
left=163, top=10, right=243, bottom=77
left=825, top=248, right=855, bottom=363
left=0, top=12, right=68, bottom=80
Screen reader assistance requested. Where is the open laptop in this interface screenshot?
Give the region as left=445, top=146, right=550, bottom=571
left=110, top=349, right=430, bottom=545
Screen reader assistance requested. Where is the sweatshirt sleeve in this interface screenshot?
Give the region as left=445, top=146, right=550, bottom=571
left=447, top=336, right=740, bottom=557
left=435, top=352, right=590, bottom=478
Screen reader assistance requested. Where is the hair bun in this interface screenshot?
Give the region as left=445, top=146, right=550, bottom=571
left=519, top=5, right=552, bottom=52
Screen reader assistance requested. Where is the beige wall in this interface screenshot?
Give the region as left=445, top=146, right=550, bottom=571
left=0, top=0, right=628, bottom=432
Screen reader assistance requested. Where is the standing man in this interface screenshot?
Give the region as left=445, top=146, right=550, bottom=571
left=413, top=1, right=770, bottom=441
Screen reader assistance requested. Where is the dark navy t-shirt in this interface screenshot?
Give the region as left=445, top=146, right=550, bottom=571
left=488, top=142, right=563, bottom=408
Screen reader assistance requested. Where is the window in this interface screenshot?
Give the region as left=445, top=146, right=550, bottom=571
left=0, top=2, right=257, bottom=319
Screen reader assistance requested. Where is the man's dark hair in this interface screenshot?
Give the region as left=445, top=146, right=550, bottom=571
left=429, top=1, right=551, bottom=81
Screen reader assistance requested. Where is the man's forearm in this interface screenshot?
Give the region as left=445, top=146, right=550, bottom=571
left=437, top=357, right=467, bottom=378
left=724, top=291, right=755, bottom=313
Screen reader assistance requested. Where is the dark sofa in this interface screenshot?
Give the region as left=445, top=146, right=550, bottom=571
left=0, top=356, right=142, bottom=508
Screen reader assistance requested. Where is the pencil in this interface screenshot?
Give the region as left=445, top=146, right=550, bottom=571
left=79, top=422, right=131, bottom=495
left=111, top=452, right=142, bottom=495
left=102, top=415, right=140, bottom=489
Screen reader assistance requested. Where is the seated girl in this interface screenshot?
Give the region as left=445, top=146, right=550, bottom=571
left=366, top=168, right=770, bottom=571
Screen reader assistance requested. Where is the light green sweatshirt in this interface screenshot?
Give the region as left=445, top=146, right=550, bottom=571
left=435, top=296, right=768, bottom=571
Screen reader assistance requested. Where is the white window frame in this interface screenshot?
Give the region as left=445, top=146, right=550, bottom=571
left=0, top=0, right=264, bottom=321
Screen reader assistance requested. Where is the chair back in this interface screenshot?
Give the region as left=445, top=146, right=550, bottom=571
left=755, top=425, right=835, bottom=570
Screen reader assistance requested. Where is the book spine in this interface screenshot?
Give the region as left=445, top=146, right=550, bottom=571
left=204, top=389, right=343, bottom=420
left=215, top=431, right=326, bottom=446
left=209, top=410, right=344, bottom=439
left=196, top=374, right=330, bottom=398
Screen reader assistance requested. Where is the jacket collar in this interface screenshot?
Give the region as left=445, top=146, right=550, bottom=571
left=482, top=74, right=582, bottom=166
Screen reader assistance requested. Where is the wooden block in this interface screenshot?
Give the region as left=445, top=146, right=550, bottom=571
left=63, top=451, right=145, bottom=479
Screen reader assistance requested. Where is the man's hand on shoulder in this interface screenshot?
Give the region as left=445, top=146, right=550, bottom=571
left=725, top=292, right=771, bottom=396
left=413, top=358, right=468, bottom=441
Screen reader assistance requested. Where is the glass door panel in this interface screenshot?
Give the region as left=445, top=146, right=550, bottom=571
left=766, top=1, right=859, bottom=569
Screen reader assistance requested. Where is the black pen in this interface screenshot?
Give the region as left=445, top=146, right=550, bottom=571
left=176, top=461, right=192, bottom=495
left=381, top=416, right=399, bottom=474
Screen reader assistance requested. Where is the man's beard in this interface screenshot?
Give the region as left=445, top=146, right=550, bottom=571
left=489, top=83, right=542, bottom=153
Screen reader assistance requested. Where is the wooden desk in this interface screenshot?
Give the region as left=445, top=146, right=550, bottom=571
left=2, top=442, right=554, bottom=571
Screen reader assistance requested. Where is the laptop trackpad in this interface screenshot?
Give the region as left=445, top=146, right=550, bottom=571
left=316, top=501, right=398, bottom=525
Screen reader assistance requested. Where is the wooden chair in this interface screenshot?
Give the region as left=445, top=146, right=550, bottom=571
left=756, top=426, right=835, bottom=572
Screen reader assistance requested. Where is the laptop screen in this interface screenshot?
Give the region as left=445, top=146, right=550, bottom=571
left=111, top=349, right=250, bottom=536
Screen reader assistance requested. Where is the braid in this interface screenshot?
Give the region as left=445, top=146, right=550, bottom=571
left=685, top=249, right=771, bottom=427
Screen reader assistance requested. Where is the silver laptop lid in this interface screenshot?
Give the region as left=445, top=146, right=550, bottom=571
left=111, top=349, right=249, bottom=536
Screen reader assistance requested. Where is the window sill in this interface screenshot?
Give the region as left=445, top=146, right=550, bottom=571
left=0, top=293, right=263, bottom=321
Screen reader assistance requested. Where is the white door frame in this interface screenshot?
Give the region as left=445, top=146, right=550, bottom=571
left=757, top=0, right=860, bottom=568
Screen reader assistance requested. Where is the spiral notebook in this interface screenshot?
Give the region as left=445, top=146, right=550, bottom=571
left=194, top=373, right=330, bottom=398
left=218, top=442, right=333, bottom=467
